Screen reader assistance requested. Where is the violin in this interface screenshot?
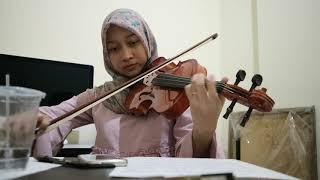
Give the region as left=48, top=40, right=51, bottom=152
left=125, top=57, right=274, bottom=127
left=35, top=33, right=274, bottom=137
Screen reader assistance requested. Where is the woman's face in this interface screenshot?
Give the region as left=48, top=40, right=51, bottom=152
left=106, top=25, right=148, bottom=77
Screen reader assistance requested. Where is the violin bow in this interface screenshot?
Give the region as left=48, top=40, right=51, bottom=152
left=35, top=33, right=219, bottom=137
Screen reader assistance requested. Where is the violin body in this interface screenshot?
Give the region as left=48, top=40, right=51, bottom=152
left=125, top=57, right=207, bottom=119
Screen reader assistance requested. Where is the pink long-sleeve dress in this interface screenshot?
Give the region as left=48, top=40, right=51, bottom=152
left=33, top=88, right=225, bottom=158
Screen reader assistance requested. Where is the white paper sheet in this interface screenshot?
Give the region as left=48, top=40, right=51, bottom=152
left=109, top=157, right=298, bottom=179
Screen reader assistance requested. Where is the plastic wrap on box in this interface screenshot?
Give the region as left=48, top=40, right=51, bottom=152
left=228, top=106, right=317, bottom=180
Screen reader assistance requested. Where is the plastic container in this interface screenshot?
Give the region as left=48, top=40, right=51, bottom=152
left=0, top=86, right=45, bottom=171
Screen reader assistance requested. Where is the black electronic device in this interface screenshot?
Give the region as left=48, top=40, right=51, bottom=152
left=0, top=53, right=94, bottom=106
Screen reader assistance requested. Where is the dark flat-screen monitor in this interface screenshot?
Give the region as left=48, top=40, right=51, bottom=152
left=0, top=54, right=94, bottom=106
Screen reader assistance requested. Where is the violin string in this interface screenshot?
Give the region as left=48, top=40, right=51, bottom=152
left=156, top=73, right=242, bottom=95
left=156, top=73, right=249, bottom=98
left=153, top=73, right=247, bottom=97
left=155, top=73, right=228, bottom=90
left=154, top=80, right=239, bottom=96
left=154, top=73, right=236, bottom=93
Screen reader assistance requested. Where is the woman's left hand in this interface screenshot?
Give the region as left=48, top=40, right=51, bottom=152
left=185, top=73, right=228, bottom=134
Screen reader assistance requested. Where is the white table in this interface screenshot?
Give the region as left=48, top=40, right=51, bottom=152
left=0, top=157, right=298, bottom=180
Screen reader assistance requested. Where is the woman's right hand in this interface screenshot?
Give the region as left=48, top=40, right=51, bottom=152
left=36, top=112, right=51, bottom=133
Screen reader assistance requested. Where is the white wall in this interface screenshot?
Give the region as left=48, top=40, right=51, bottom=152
left=219, top=0, right=256, bottom=153
left=257, top=0, right=320, bottom=176
left=0, top=0, right=222, bottom=145
left=221, top=0, right=320, bottom=176
left=0, top=0, right=221, bottom=85
left=257, top=0, right=320, bottom=110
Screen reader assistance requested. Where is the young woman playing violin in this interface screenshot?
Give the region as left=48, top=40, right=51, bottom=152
left=34, top=8, right=227, bottom=158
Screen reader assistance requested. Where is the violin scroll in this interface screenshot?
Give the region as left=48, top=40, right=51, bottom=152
left=221, top=70, right=274, bottom=127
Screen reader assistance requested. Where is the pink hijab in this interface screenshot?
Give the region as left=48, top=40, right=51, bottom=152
left=95, top=9, right=158, bottom=114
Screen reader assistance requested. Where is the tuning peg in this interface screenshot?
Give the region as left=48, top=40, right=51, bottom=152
left=240, top=107, right=253, bottom=127
left=238, top=74, right=262, bottom=126
left=249, top=74, right=263, bottom=92
left=234, top=70, right=246, bottom=85
left=223, top=70, right=246, bottom=119
left=223, top=99, right=237, bottom=119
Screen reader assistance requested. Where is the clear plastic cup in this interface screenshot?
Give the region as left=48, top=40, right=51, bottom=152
left=0, top=86, right=45, bottom=171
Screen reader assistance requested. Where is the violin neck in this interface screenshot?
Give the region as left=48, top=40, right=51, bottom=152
left=152, top=73, right=224, bottom=92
